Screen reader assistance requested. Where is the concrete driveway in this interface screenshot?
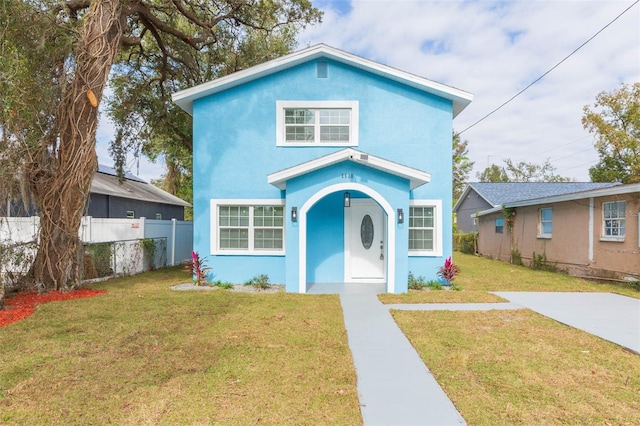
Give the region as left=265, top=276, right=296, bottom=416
left=494, top=292, right=640, bottom=354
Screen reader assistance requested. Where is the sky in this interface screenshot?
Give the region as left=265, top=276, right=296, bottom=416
left=96, top=0, right=640, bottom=183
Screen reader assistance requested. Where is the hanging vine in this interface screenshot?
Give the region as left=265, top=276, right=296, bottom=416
left=23, top=0, right=124, bottom=292
left=502, top=206, right=519, bottom=264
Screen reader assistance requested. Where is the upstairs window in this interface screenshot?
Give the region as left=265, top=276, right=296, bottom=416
left=276, top=101, right=358, bottom=147
left=539, top=208, right=552, bottom=238
left=602, top=201, right=625, bottom=239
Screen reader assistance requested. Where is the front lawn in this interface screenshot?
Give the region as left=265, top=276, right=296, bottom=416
left=393, top=308, right=640, bottom=425
left=0, top=268, right=361, bottom=425
left=379, top=252, right=640, bottom=304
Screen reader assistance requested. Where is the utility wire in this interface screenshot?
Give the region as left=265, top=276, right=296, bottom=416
left=459, top=0, right=639, bottom=135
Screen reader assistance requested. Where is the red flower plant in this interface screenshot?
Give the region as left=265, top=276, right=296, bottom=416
left=188, top=251, right=212, bottom=286
left=437, top=256, right=460, bottom=284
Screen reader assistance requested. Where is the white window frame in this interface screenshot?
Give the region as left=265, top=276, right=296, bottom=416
left=601, top=200, right=626, bottom=242
left=211, top=199, right=286, bottom=255
left=495, top=217, right=504, bottom=234
left=538, top=207, right=552, bottom=239
left=408, top=200, right=442, bottom=257
left=276, top=100, right=359, bottom=147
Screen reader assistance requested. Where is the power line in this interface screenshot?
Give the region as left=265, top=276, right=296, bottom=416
left=518, top=135, right=591, bottom=162
left=459, top=0, right=639, bottom=135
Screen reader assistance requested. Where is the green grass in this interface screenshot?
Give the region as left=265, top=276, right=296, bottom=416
left=389, top=253, right=640, bottom=424
left=380, top=252, right=640, bottom=304
left=0, top=268, right=361, bottom=425
left=393, top=309, right=640, bottom=425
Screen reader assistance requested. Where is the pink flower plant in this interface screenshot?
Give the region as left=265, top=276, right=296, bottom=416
left=437, top=256, right=460, bottom=284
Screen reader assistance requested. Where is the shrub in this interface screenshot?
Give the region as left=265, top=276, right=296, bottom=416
left=245, top=274, right=271, bottom=290
left=213, top=280, right=233, bottom=290
left=454, top=232, right=477, bottom=254
left=531, top=251, right=557, bottom=272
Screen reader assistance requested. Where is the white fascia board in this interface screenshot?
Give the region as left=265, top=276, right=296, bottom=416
left=504, top=183, right=638, bottom=208
left=475, top=206, right=503, bottom=218
left=267, top=148, right=430, bottom=190
left=172, top=44, right=473, bottom=117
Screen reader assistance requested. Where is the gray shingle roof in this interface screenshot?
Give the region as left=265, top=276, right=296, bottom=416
left=470, top=182, right=621, bottom=207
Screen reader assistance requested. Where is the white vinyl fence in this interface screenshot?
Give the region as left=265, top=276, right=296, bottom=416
left=1, top=216, right=193, bottom=282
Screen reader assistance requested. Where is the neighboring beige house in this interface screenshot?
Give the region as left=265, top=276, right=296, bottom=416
left=476, top=183, right=640, bottom=283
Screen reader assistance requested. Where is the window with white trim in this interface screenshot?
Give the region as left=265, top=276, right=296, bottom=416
left=495, top=218, right=504, bottom=234
left=539, top=208, right=552, bottom=237
left=408, top=200, right=442, bottom=256
left=213, top=200, right=285, bottom=254
left=602, top=201, right=625, bottom=238
left=276, top=101, right=358, bottom=146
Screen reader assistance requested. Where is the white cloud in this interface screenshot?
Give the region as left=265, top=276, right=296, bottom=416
left=96, top=1, right=639, bottom=183
left=300, top=0, right=640, bottom=181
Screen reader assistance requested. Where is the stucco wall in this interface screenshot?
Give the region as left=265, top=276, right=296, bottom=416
left=477, top=192, right=640, bottom=281
left=192, top=58, right=454, bottom=290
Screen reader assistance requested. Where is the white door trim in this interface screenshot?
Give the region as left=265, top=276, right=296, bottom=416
left=344, top=199, right=386, bottom=283
left=299, top=183, right=395, bottom=293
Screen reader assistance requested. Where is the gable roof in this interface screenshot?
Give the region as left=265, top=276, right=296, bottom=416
left=504, top=182, right=640, bottom=207
left=267, top=148, right=431, bottom=190
left=472, top=182, right=635, bottom=217
left=92, top=166, right=191, bottom=207
left=172, top=44, right=473, bottom=117
left=455, top=182, right=621, bottom=211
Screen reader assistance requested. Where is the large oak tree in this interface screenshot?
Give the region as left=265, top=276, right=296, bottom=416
left=583, top=82, right=640, bottom=183
left=0, top=0, right=321, bottom=292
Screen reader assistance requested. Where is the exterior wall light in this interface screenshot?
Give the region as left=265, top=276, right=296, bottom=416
left=291, top=206, right=297, bottom=222
left=397, top=208, right=404, bottom=224
left=344, top=191, right=351, bottom=207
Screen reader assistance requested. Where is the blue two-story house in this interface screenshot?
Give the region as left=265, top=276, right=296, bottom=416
left=172, top=44, right=473, bottom=293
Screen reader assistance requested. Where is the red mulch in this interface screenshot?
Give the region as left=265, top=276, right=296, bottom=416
left=0, top=289, right=107, bottom=328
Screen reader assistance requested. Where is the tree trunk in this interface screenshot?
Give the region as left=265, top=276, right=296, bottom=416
left=24, top=0, right=124, bottom=292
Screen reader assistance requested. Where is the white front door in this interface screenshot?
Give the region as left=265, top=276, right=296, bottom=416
left=345, top=199, right=386, bottom=282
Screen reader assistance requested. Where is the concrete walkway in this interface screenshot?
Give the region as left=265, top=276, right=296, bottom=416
left=309, top=283, right=469, bottom=425
left=307, top=284, right=640, bottom=425
left=494, top=292, right=640, bottom=354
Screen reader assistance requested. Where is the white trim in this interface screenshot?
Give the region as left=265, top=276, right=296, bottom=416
left=172, top=43, right=473, bottom=117
left=276, top=100, right=359, bottom=147
left=537, top=207, right=553, bottom=239
left=408, top=200, right=443, bottom=257
left=268, top=148, right=430, bottom=190
left=210, top=199, right=286, bottom=256
left=588, top=198, right=594, bottom=262
left=299, top=183, right=396, bottom=293
left=344, top=199, right=387, bottom=283
left=601, top=200, right=626, bottom=239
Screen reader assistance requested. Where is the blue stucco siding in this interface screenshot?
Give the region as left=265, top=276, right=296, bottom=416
left=191, top=55, right=456, bottom=291
left=306, top=191, right=345, bottom=283
left=284, top=161, right=411, bottom=293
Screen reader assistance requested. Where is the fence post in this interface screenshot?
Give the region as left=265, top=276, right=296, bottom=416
left=139, top=217, right=146, bottom=239
left=171, top=218, right=177, bottom=266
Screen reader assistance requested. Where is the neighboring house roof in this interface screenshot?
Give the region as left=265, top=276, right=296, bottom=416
left=92, top=166, right=191, bottom=207
left=454, top=182, right=620, bottom=213
left=475, top=182, right=637, bottom=217
left=268, top=148, right=431, bottom=190
left=172, top=43, right=473, bottom=118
